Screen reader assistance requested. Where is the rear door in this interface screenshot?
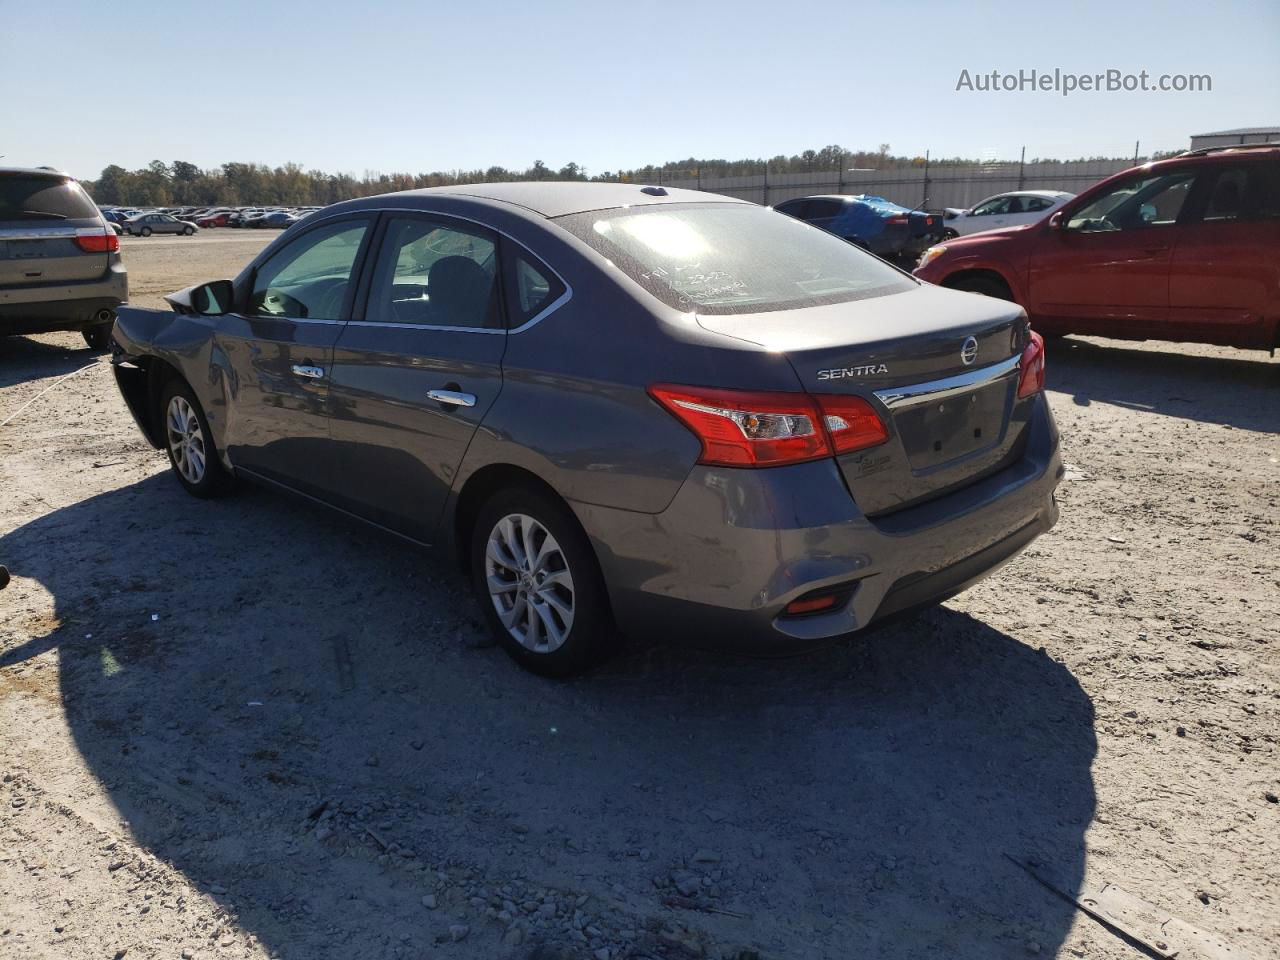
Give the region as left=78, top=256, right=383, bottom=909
left=0, top=172, right=107, bottom=286
left=214, top=214, right=375, bottom=497
left=1166, top=158, right=1280, bottom=348
left=1026, top=169, right=1196, bottom=336
left=324, top=213, right=513, bottom=542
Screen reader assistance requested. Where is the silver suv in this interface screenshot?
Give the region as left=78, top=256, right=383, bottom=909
left=0, top=167, right=128, bottom=350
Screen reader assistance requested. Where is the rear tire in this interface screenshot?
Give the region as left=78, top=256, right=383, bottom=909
left=470, top=486, right=611, bottom=677
left=140, top=226, right=152, bottom=237
left=946, top=274, right=1014, bottom=301
left=82, top=324, right=112, bottom=352
left=159, top=379, right=232, bottom=498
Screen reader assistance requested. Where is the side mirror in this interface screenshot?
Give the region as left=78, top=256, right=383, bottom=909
left=1048, top=211, right=1066, bottom=231
left=166, top=279, right=234, bottom=316
left=192, top=279, right=234, bottom=315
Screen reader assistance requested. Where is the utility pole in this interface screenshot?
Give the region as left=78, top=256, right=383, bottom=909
left=1134, top=140, right=1140, bottom=163
left=922, top=150, right=930, bottom=207
left=1017, top=145, right=1026, bottom=190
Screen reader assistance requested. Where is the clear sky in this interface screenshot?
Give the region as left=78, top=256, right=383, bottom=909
left=2, top=0, right=1276, bottom=180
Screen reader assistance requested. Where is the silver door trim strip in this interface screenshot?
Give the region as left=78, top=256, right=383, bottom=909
left=874, top=355, right=1021, bottom=410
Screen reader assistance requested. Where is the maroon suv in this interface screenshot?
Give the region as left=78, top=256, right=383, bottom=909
left=914, top=144, right=1280, bottom=352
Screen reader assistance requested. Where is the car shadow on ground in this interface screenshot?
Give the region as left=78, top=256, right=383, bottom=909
left=1, top=473, right=1097, bottom=959
left=0, top=334, right=101, bottom=391
left=1049, top=336, right=1279, bottom=433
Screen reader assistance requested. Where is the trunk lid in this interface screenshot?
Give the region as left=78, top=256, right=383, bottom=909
left=696, top=283, right=1032, bottom=516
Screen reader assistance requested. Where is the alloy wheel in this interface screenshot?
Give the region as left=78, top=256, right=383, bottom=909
left=165, top=395, right=207, bottom=485
left=484, top=513, right=575, bottom=653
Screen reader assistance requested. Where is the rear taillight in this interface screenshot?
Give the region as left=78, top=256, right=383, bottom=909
left=648, top=384, right=887, bottom=468
left=75, top=228, right=118, bottom=253
left=1017, top=331, right=1046, bottom=398
left=885, top=215, right=908, bottom=226
left=814, top=394, right=890, bottom=454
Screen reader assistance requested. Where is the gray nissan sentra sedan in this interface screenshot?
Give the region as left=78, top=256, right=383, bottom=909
left=109, top=182, right=1061, bottom=675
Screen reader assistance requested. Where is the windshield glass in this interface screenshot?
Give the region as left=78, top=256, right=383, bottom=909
left=555, top=202, right=915, bottom=315
left=0, top=174, right=100, bottom=222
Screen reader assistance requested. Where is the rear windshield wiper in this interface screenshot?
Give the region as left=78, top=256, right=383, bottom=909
left=15, top=210, right=69, bottom=220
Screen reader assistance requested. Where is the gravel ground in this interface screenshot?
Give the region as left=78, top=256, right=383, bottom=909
left=1, top=234, right=1277, bottom=960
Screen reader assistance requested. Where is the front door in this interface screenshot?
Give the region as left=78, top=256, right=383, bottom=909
left=325, top=213, right=510, bottom=543
left=215, top=214, right=375, bottom=498
left=1027, top=170, right=1196, bottom=337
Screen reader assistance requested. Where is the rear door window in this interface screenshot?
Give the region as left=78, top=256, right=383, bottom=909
left=0, top=175, right=99, bottom=222
left=1196, top=164, right=1280, bottom=222
left=366, top=216, right=501, bottom=329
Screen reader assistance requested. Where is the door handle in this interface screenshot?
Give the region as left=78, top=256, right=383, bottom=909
left=427, top=389, right=477, bottom=408
left=291, top=364, right=324, bottom=379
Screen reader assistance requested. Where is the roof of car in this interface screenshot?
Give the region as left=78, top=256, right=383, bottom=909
left=0, top=166, right=72, bottom=178
left=386, top=181, right=746, bottom=218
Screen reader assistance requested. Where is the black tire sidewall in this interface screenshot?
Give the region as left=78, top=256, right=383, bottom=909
left=140, top=227, right=151, bottom=237
left=160, top=379, right=229, bottom=498
left=470, top=487, right=609, bottom=677
left=82, top=325, right=112, bottom=351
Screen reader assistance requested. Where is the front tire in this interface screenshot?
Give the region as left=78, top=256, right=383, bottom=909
left=160, top=379, right=231, bottom=498
left=183, top=225, right=195, bottom=236
left=470, top=486, right=610, bottom=676
left=140, top=226, right=152, bottom=237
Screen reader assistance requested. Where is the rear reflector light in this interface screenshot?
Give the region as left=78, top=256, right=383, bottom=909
left=75, top=229, right=118, bottom=253
left=785, top=594, right=838, bottom=615
left=648, top=384, right=888, bottom=468
left=1017, top=331, right=1046, bottom=398
left=782, top=583, right=855, bottom=617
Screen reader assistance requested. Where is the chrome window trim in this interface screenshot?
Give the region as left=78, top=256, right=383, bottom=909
left=874, top=354, right=1020, bottom=410
left=0, top=229, right=79, bottom=240
left=296, top=204, right=574, bottom=335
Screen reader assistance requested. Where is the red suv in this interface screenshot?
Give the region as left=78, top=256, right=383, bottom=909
left=914, top=144, right=1280, bottom=352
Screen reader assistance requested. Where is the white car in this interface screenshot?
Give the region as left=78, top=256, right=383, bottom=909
left=941, top=190, right=1074, bottom=238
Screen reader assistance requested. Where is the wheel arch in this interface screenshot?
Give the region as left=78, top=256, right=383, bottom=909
left=448, top=463, right=595, bottom=579
left=940, top=266, right=1020, bottom=303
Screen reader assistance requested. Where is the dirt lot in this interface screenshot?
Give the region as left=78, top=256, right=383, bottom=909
left=1, top=234, right=1277, bottom=960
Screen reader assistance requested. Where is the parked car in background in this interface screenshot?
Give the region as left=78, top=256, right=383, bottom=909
left=110, top=182, right=1059, bottom=675
left=1, top=166, right=127, bottom=350
left=774, top=194, right=943, bottom=261
left=124, top=213, right=199, bottom=237
left=914, top=144, right=1280, bottom=351
left=249, top=211, right=297, bottom=229
left=941, top=191, right=1074, bottom=238
left=196, top=211, right=235, bottom=228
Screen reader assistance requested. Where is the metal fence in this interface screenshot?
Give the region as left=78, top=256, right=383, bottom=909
left=657, top=157, right=1136, bottom=211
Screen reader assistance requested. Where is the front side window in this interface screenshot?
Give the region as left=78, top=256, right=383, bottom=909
left=971, top=196, right=1012, bottom=216
left=367, top=216, right=500, bottom=328
left=555, top=202, right=915, bottom=315
left=1067, top=173, right=1194, bottom=232
left=248, top=219, right=369, bottom=320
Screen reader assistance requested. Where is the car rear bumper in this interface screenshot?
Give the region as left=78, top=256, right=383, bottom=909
left=0, top=262, right=128, bottom=334
left=576, top=393, right=1061, bottom=652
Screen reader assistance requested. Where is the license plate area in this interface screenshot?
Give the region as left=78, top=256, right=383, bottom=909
left=893, top=378, right=1011, bottom=471
left=4, top=240, right=49, bottom=260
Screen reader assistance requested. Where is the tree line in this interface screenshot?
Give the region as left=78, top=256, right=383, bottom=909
left=83, top=144, right=1172, bottom=207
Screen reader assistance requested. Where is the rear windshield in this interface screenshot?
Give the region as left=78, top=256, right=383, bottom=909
left=554, top=202, right=915, bottom=315
left=0, top=175, right=99, bottom=222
